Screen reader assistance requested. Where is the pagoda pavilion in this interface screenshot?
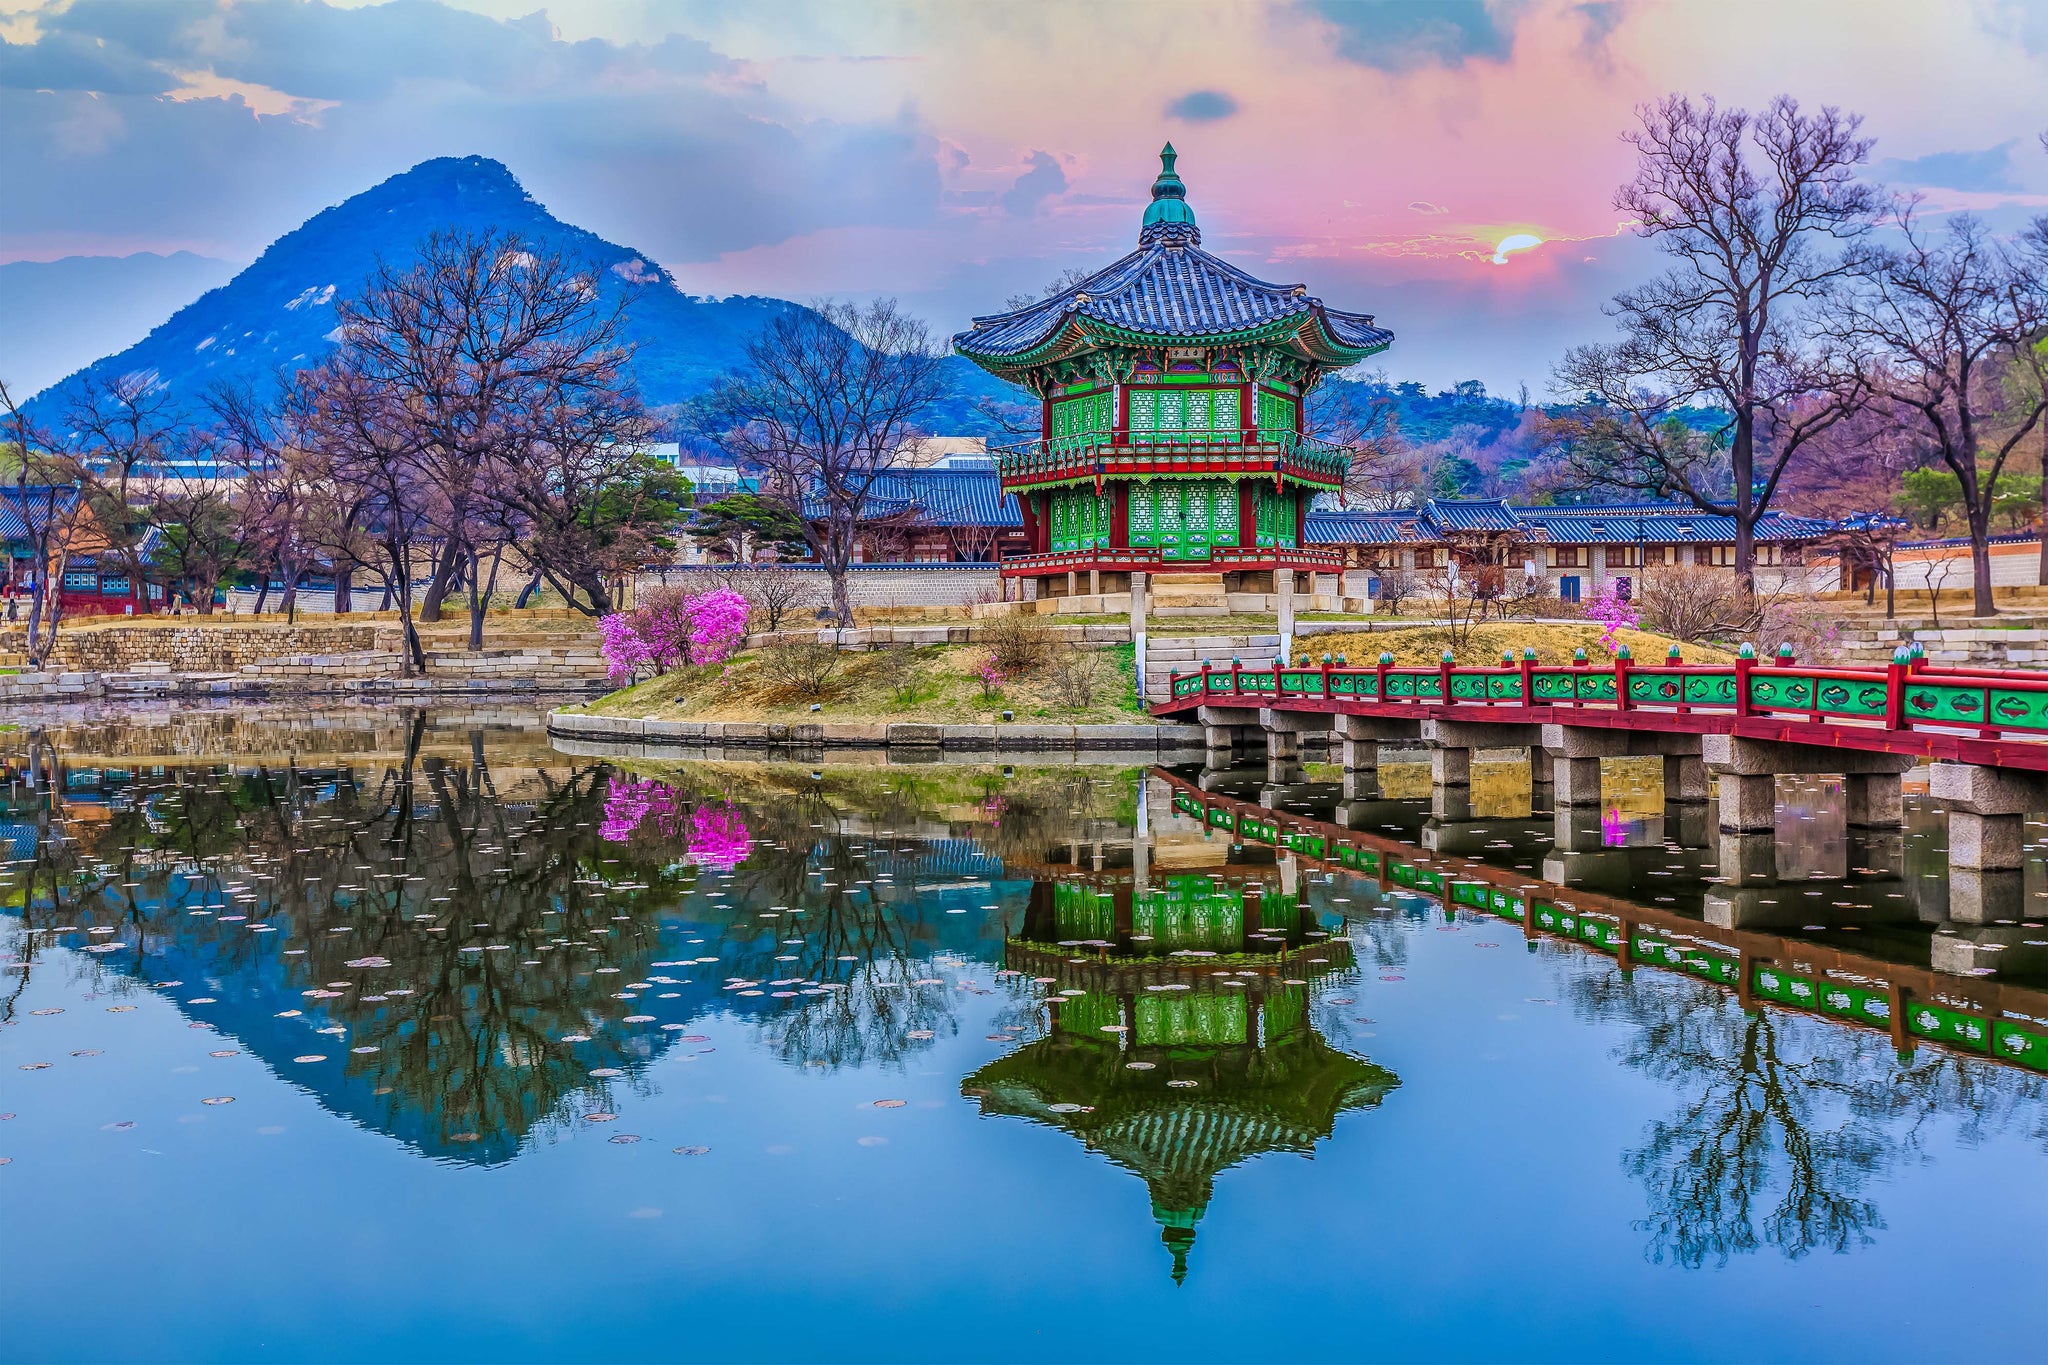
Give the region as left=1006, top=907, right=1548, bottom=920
left=953, top=144, right=1393, bottom=607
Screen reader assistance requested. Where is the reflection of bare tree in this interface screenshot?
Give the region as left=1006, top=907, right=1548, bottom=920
left=2, top=731, right=696, bottom=1161
left=1562, top=960, right=2048, bottom=1267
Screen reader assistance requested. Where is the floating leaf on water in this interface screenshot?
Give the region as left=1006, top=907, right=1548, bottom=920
left=872, top=1099, right=907, bottom=1109
left=69, top=1049, right=101, bottom=1058
left=1167, top=1079, right=1199, bottom=1089
left=608, top=1134, right=642, bottom=1144
left=589, top=1067, right=625, bottom=1078
left=672, top=1146, right=709, bottom=1156
left=450, top=1132, right=481, bottom=1143
left=1125, top=1061, right=1156, bottom=1071
left=1380, top=975, right=1405, bottom=982
left=29, top=1008, right=63, bottom=1016
left=201, top=1097, right=235, bottom=1106
left=18, top=1063, right=51, bottom=1071
left=208, top=1050, right=239, bottom=1058
left=1048, top=1103, right=1084, bottom=1113
left=584, top=1112, right=618, bottom=1122
left=906, top=1030, right=935, bottom=1040
left=292, top=1055, right=326, bottom=1064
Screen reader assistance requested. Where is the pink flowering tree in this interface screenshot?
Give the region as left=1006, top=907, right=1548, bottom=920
left=597, top=586, right=750, bottom=685
left=1587, top=581, right=1640, bottom=653
left=685, top=588, right=749, bottom=665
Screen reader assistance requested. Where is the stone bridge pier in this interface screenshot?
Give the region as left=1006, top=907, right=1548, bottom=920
left=1334, top=714, right=1423, bottom=774
left=1540, top=723, right=1710, bottom=809
left=1197, top=704, right=1262, bottom=766
left=1701, top=735, right=1913, bottom=834
left=1928, top=763, right=2048, bottom=870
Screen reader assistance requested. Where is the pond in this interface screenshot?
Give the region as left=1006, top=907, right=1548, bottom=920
left=1, top=705, right=2043, bottom=1363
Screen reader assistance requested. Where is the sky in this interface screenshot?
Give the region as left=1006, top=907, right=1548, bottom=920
left=2, top=0, right=2046, bottom=397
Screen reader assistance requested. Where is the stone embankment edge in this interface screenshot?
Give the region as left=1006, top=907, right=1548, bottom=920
left=0, top=670, right=613, bottom=704
left=546, top=708, right=1206, bottom=758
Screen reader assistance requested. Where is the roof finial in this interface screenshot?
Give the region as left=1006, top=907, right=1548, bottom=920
left=1140, top=142, right=1200, bottom=247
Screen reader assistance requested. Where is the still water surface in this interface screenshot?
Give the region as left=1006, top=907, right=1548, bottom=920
left=1, top=706, right=2043, bottom=1363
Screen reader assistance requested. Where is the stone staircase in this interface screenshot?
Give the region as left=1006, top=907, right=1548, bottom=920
left=1141, top=634, right=1281, bottom=703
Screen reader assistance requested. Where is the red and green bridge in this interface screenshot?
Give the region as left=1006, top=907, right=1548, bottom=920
left=1156, top=643, right=2048, bottom=875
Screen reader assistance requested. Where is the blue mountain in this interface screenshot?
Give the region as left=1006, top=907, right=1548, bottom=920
left=27, top=155, right=1015, bottom=437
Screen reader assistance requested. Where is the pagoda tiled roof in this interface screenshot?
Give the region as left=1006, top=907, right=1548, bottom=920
left=953, top=145, right=1391, bottom=374
left=954, top=244, right=1392, bottom=363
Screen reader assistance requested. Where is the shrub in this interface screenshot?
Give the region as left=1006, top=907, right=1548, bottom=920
left=983, top=614, right=1049, bottom=674
left=598, top=586, right=750, bottom=684
left=757, top=637, right=843, bottom=696
left=1045, top=648, right=1106, bottom=709
left=1635, top=567, right=1747, bottom=644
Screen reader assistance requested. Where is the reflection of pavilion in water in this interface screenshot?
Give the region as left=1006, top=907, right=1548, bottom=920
left=967, top=793, right=1397, bottom=1283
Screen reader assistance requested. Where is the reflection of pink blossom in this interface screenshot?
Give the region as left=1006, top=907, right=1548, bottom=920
left=689, top=803, right=752, bottom=868
left=1601, top=805, right=1629, bottom=848
left=600, top=778, right=750, bottom=865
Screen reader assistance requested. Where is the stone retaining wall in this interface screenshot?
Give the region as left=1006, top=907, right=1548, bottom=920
left=1833, top=617, right=2048, bottom=668
left=548, top=708, right=1203, bottom=758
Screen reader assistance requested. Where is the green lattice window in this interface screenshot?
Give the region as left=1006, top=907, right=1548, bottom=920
left=1253, top=483, right=1297, bottom=548
left=1134, top=480, right=1237, bottom=557
left=1051, top=391, right=1111, bottom=441
left=1256, top=387, right=1297, bottom=436
left=1128, top=385, right=1246, bottom=442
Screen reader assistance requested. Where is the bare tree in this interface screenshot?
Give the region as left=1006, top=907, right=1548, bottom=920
left=1839, top=210, right=2048, bottom=616
left=713, top=563, right=817, bottom=633
left=1551, top=94, right=1880, bottom=592
left=0, top=381, right=83, bottom=665
left=333, top=229, right=645, bottom=634
left=702, top=300, right=950, bottom=625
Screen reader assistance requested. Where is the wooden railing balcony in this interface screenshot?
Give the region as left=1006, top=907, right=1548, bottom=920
left=993, top=429, right=1351, bottom=489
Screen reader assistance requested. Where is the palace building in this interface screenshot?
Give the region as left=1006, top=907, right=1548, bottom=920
left=953, top=145, right=1392, bottom=609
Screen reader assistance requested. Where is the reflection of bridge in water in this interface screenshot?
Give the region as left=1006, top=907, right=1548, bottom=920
left=1154, top=769, right=2048, bottom=1076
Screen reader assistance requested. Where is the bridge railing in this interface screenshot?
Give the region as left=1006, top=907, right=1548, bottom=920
left=1163, top=644, right=2048, bottom=741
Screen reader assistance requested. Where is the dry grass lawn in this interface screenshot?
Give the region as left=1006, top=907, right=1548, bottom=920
left=577, top=641, right=1146, bottom=724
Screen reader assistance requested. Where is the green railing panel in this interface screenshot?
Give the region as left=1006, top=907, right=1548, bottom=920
left=1992, top=1020, right=2048, bottom=1072
left=1907, top=1000, right=1990, bottom=1052
left=1818, top=981, right=1892, bottom=1026
left=1206, top=808, right=1235, bottom=831
left=1489, top=674, right=1525, bottom=700
left=1814, top=678, right=1889, bottom=717
left=1390, top=862, right=1416, bottom=888
left=1749, top=673, right=1815, bottom=709
left=1449, top=674, right=1490, bottom=700
left=1243, top=671, right=1276, bottom=693
left=1632, top=933, right=1740, bottom=985
left=1683, top=672, right=1739, bottom=706
left=1329, top=672, right=1379, bottom=697
left=1903, top=682, right=1982, bottom=723
left=1579, top=917, right=1623, bottom=952
left=1753, top=965, right=1819, bottom=1008
left=1577, top=674, right=1618, bottom=702
left=1173, top=792, right=1202, bottom=818
left=1240, top=816, right=1276, bottom=843
left=1416, top=675, right=1444, bottom=699
left=1904, top=682, right=1986, bottom=724
left=1449, top=881, right=1489, bottom=909
left=1412, top=868, right=1444, bottom=895
left=1532, top=672, right=1576, bottom=701
left=1988, top=687, right=2048, bottom=731
left=1281, top=831, right=1325, bottom=858
left=1385, top=673, right=1420, bottom=699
